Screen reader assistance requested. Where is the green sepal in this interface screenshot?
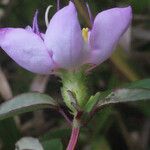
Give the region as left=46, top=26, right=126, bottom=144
left=84, top=92, right=101, bottom=113
left=60, top=69, right=90, bottom=112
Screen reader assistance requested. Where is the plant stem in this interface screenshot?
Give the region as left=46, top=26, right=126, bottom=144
left=67, top=122, right=80, bottom=150
left=59, top=108, right=72, bottom=125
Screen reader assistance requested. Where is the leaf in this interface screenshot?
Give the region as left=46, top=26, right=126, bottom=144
left=42, top=139, right=63, bottom=150
left=84, top=92, right=110, bottom=113
left=125, top=78, right=150, bottom=89
left=97, top=88, right=150, bottom=108
left=0, top=93, right=58, bottom=120
left=123, top=79, right=150, bottom=116
left=84, top=92, right=101, bottom=113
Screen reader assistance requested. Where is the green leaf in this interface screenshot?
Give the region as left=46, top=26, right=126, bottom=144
left=42, top=139, right=63, bottom=150
left=84, top=91, right=110, bottom=113
left=84, top=92, right=101, bottom=113
left=125, top=78, right=150, bottom=89
left=97, top=88, right=150, bottom=108
left=0, top=93, right=58, bottom=120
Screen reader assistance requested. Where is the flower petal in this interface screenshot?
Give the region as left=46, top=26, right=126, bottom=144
left=89, top=6, right=132, bottom=64
left=119, top=26, right=131, bottom=52
left=44, top=1, right=84, bottom=69
left=0, top=28, right=54, bottom=74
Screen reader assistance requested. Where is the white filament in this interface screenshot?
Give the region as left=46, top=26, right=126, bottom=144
left=45, top=5, right=53, bottom=27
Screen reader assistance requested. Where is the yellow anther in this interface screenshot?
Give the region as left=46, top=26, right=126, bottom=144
left=82, top=28, right=88, bottom=42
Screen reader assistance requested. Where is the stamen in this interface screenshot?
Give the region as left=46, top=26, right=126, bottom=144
left=82, top=28, right=89, bottom=42
left=45, top=5, right=53, bottom=27
left=57, top=0, right=60, bottom=11
left=86, top=3, right=93, bottom=25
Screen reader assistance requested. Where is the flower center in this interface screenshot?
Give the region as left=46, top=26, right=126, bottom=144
left=82, top=28, right=88, bottom=42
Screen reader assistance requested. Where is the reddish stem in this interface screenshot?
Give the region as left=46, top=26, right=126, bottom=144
left=59, top=108, right=72, bottom=125
left=67, top=127, right=80, bottom=150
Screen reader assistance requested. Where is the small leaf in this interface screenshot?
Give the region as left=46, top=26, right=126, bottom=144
left=84, top=92, right=100, bottom=113
left=42, top=139, right=63, bottom=150
left=84, top=91, right=111, bottom=113
left=0, top=93, right=58, bottom=120
left=84, top=92, right=101, bottom=113
left=97, top=88, right=150, bottom=108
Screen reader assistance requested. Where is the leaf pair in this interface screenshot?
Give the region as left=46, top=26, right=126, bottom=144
left=0, top=79, right=150, bottom=121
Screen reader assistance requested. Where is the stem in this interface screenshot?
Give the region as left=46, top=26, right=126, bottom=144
left=67, top=126, right=80, bottom=150
left=59, top=108, right=72, bottom=126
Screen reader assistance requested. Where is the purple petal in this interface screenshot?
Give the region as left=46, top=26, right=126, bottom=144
left=119, top=26, right=131, bottom=52
left=44, top=1, right=84, bottom=69
left=89, top=6, right=132, bottom=65
left=0, top=28, right=54, bottom=74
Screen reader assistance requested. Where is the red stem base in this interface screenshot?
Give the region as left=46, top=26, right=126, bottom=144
left=67, top=127, right=80, bottom=150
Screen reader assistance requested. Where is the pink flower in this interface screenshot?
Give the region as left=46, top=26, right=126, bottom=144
left=0, top=2, right=132, bottom=74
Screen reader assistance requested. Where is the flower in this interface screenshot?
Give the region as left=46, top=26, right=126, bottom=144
left=0, top=1, right=132, bottom=74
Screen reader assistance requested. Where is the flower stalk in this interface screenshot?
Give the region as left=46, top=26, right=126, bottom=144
left=67, top=119, right=80, bottom=150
